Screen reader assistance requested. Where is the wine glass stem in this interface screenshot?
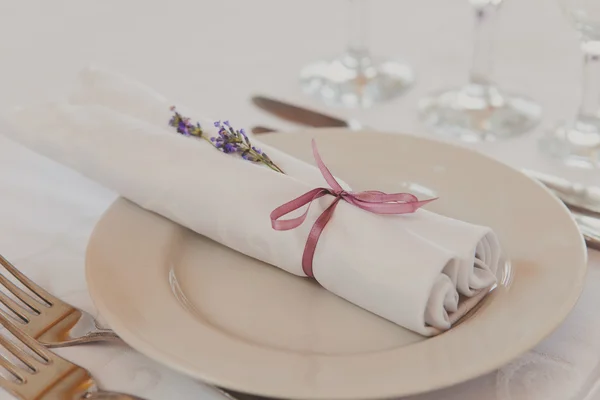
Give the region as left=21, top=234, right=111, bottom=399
left=577, top=40, right=600, bottom=120
left=347, top=0, right=369, bottom=59
left=469, top=3, right=500, bottom=86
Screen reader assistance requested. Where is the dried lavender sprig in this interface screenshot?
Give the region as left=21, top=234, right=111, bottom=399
left=168, top=107, right=284, bottom=174
left=168, top=106, right=209, bottom=141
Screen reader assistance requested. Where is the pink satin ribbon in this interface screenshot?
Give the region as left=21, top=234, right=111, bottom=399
left=270, top=139, right=436, bottom=278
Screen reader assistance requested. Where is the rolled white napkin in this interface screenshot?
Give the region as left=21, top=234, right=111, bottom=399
left=69, top=68, right=501, bottom=298
left=1, top=68, right=501, bottom=336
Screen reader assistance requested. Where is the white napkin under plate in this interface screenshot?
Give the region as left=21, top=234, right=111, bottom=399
left=1, top=68, right=501, bottom=336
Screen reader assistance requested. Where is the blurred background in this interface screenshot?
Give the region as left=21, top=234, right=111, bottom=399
left=0, top=0, right=595, bottom=180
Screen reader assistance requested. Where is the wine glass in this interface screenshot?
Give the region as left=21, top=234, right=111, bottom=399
left=418, top=0, right=542, bottom=142
left=539, top=0, right=600, bottom=168
left=299, top=0, right=414, bottom=108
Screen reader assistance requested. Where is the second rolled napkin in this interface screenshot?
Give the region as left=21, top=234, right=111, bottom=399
left=2, top=68, right=501, bottom=336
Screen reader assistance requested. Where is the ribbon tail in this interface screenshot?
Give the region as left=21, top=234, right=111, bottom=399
left=352, top=197, right=437, bottom=214
left=353, top=191, right=420, bottom=204
left=301, top=196, right=342, bottom=277
left=271, top=188, right=329, bottom=231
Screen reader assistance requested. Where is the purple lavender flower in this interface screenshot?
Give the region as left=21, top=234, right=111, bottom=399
left=251, top=146, right=262, bottom=155
left=169, top=107, right=203, bottom=138
left=177, top=120, right=190, bottom=136
left=168, top=108, right=284, bottom=173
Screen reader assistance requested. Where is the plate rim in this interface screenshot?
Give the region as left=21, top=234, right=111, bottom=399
left=85, top=128, right=588, bottom=399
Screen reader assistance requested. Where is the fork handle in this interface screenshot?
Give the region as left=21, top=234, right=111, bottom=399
left=85, top=327, right=121, bottom=342
left=50, top=327, right=121, bottom=347
left=85, top=390, right=147, bottom=400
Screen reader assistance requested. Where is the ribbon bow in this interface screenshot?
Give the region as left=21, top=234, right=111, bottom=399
left=270, top=139, right=436, bottom=278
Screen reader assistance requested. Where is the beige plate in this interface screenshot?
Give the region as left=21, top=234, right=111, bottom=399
left=86, top=129, right=588, bottom=400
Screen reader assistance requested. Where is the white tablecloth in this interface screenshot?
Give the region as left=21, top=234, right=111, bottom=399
left=0, top=1, right=599, bottom=399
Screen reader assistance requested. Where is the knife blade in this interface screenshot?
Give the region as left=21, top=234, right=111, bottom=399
left=251, top=125, right=278, bottom=134
left=251, top=95, right=355, bottom=129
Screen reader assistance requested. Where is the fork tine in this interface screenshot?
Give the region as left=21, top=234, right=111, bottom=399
left=0, top=332, right=46, bottom=372
left=0, top=375, right=24, bottom=396
left=0, top=308, right=25, bottom=327
left=0, top=273, right=44, bottom=313
left=0, top=312, right=49, bottom=369
left=0, top=291, right=33, bottom=323
left=0, top=255, right=55, bottom=306
left=0, top=354, right=25, bottom=382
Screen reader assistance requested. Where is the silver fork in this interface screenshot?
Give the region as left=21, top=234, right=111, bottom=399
left=0, top=310, right=145, bottom=400
left=0, top=254, right=118, bottom=347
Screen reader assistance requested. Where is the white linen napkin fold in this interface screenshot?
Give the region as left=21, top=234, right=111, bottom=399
left=1, top=68, right=501, bottom=336
left=70, top=67, right=502, bottom=297
left=70, top=67, right=502, bottom=298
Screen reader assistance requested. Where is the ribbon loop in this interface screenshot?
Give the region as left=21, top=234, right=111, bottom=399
left=270, top=139, right=436, bottom=278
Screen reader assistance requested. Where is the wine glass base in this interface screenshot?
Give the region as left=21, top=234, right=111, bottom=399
left=538, top=119, right=600, bottom=169
left=299, top=54, right=414, bottom=108
left=418, top=85, right=542, bottom=142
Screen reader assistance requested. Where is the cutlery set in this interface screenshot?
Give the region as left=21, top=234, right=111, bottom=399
left=0, top=255, right=143, bottom=399
left=0, top=310, right=142, bottom=400
left=249, top=96, right=600, bottom=251
left=0, top=255, right=118, bottom=348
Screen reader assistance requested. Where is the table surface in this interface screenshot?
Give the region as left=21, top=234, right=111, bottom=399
left=0, top=1, right=599, bottom=399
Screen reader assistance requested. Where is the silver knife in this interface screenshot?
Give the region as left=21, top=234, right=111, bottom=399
left=251, top=96, right=363, bottom=130
left=573, top=213, right=600, bottom=250
left=522, top=169, right=600, bottom=216
left=251, top=96, right=600, bottom=249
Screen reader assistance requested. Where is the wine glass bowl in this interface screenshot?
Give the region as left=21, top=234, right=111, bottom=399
left=418, top=0, right=542, bottom=142
left=300, top=52, right=414, bottom=108
left=419, top=84, right=541, bottom=142
left=539, top=0, right=600, bottom=168
left=299, top=0, right=414, bottom=108
left=561, top=0, right=600, bottom=40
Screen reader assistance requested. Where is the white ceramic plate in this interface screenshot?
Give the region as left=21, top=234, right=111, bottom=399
left=86, top=129, right=587, bottom=400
